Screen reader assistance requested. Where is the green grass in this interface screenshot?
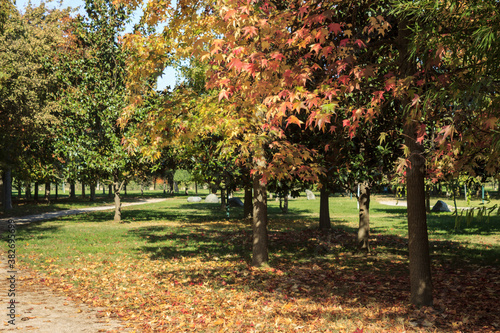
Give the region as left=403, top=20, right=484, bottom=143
left=3, top=193, right=500, bottom=332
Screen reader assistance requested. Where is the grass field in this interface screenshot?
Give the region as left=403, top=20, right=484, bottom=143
left=4, top=192, right=500, bottom=332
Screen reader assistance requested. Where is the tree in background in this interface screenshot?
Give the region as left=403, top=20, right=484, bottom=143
left=0, top=2, right=69, bottom=211
left=55, top=0, right=145, bottom=221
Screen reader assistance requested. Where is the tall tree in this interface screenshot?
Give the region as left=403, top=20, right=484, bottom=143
left=0, top=3, right=69, bottom=211
left=56, top=0, right=142, bottom=221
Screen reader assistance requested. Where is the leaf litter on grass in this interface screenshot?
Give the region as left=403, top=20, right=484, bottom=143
left=18, top=223, right=500, bottom=333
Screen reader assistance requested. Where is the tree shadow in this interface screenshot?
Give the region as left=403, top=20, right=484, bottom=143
left=134, top=224, right=498, bottom=332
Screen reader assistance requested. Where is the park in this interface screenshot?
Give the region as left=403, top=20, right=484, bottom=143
left=1, top=0, right=499, bottom=332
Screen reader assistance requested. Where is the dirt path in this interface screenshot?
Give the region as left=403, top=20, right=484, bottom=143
left=0, top=256, right=133, bottom=332
left=0, top=198, right=167, bottom=332
left=0, top=198, right=167, bottom=227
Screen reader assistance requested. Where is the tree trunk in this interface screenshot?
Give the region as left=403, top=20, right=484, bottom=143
left=399, top=17, right=433, bottom=307
left=81, top=182, right=86, bottom=198
left=195, top=181, right=198, bottom=194
left=17, top=180, right=22, bottom=199
left=168, top=174, right=174, bottom=194
left=70, top=182, right=76, bottom=199
left=45, top=181, right=51, bottom=202
left=252, top=173, right=269, bottom=267
left=108, top=184, right=113, bottom=198
left=244, top=185, right=253, bottom=219
left=319, top=185, right=331, bottom=230
left=90, top=181, right=96, bottom=201
left=358, top=182, right=370, bottom=251
left=55, top=181, right=58, bottom=201
left=283, top=195, right=288, bottom=214
left=221, top=187, right=226, bottom=211
left=34, top=181, right=39, bottom=201
left=2, top=168, right=13, bottom=211
left=113, top=176, right=124, bottom=223
left=25, top=181, right=31, bottom=200
left=426, top=185, right=431, bottom=213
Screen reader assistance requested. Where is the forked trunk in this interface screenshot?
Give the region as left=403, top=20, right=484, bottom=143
left=319, top=185, right=331, bottom=230
left=252, top=173, right=268, bottom=267
left=358, top=182, right=370, bottom=251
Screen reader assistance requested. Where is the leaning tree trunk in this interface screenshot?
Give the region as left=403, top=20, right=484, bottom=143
left=244, top=185, right=253, bottom=219
left=399, top=17, right=433, bottom=307
left=2, top=168, right=13, bottom=211
left=252, top=173, right=269, bottom=267
left=319, top=185, right=331, bottom=230
left=358, top=182, right=370, bottom=251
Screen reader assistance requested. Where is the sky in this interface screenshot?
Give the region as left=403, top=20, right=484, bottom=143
left=14, top=0, right=176, bottom=91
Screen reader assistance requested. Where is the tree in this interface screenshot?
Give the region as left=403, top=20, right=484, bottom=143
left=56, top=0, right=143, bottom=221
left=0, top=3, right=69, bottom=211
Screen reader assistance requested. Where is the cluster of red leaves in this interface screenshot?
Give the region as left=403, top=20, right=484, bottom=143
left=19, top=228, right=499, bottom=333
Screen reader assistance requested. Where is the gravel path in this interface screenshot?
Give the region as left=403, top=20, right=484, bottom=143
left=1, top=198, right=167, bottom=332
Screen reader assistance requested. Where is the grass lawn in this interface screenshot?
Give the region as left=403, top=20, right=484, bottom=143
left=4, top=193, right=500, bottom=332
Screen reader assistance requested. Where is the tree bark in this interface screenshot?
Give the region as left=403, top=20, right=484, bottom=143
left=319, top=185, right=331, bottom=230
left=44, top=181, right=50, bottom=202
left=81, top=182, right=86, bottom=198
left=244, top=185, right=253, bottom=219
left=25, top=181, right=31, bottom=200
left=358, top=182, right=370, bottom=251
left=34, top=181, right=39, bottom=201
left=2, top=168, right=13, bottom=211
left=108, top=184, right=113, bottom=198
left=221, top=187, right=226, bottom=211
left=252, top=173, right=268, bottom=267
left=113, top=175, right=124, bottom=223
left=399, top=17, right=433, bottom=307
left=17, top=180, right=22, bottom=199
left=55, top=181, right=58, bottom=201
left=70, top=182, right=75, bottom=199
left=90, top=181, right=96, bottom=201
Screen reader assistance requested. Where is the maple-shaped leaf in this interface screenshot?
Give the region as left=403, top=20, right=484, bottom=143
left=328, top=22, right=342, bottom=35
left=310, top=43, right=322, bottom=54
left=286, top=115, right=303, bottom=128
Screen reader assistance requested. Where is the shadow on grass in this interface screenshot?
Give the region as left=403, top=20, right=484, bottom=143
left=133, top=223, right=498, bottom=332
